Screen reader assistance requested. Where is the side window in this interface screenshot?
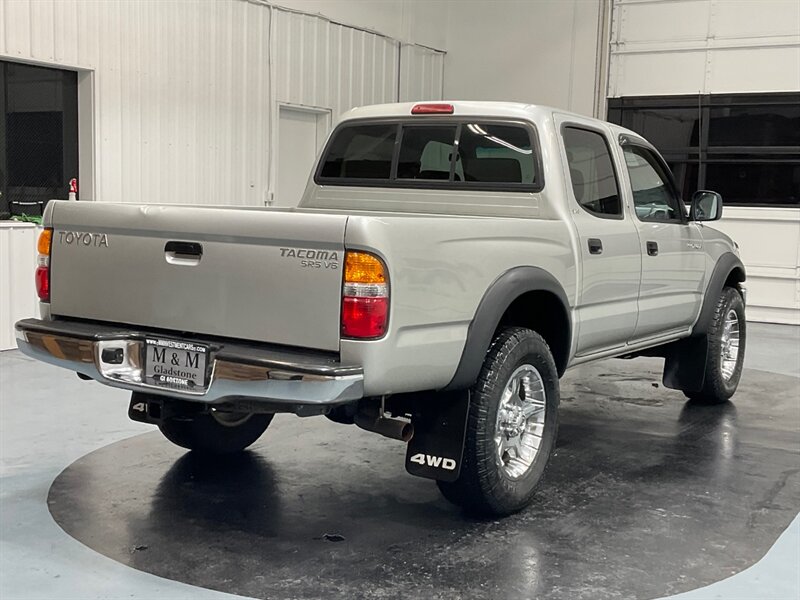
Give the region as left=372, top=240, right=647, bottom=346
left=622, top=145, right=682, bottom=222
left=319, top=124, right=397, bottom=180
left=397, top=126, right=458, bottom=180
left=458, top=123, right=536, bottom=184
left=563, top=127, right=622, bottom=218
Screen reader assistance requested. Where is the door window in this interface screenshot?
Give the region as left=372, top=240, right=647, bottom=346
left=622, top=145, right=683, bottom=222
left=563, top=127, right=622, bottom=218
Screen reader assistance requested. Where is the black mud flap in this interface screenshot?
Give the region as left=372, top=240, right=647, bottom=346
left=662, top=335, right=708, bottom=392
left=405, top=390, right=470, bottom=482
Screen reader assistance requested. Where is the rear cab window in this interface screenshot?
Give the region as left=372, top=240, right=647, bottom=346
left=319, top=125, right=396, bottom=179
left=562, top=126, right=623, bottom=219
left=316, top=119, right=542, bottom=191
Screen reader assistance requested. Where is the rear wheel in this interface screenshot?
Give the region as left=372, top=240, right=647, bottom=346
left=437, top=327, right=559, bottom=516
left=159, top=410, right=273, bottom=454
left=684, top=286, right=746, bottom=404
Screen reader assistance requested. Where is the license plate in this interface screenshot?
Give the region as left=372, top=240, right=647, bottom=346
left=143, top=338, right=209, bottom=391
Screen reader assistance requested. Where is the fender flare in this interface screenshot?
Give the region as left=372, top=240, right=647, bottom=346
left=443, top=266, right=571, bottom=391
left=692, top=252, right=746, bottom=337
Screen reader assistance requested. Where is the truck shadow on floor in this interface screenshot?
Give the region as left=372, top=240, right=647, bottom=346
left=48, top=360, right=799, bottom=600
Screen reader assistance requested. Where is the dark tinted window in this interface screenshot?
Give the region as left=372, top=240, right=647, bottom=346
left=458, top=123, right=535, bottom=184
left=397, top=126, right=457, bottom=180
left=623, top=145, right=682, bottom=221
left=709, top=106, right=800, bottom=147
left=319, top=124, right=396, bottom=180
left=563, top=127, right=621, bottom=217
left=666, top=160, right=699, bottom=201
left=1, top=60, right=78, bottom=218
left=705, top=162, right=800, bottom=206
left=608, top=93, right=800, bottom=207
left=620, top=107, right=700, bottom=149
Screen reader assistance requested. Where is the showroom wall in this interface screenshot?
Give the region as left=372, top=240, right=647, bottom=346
left=277, top=0, right=447, bottom=50
left=0, top=0, right=444, bottom=207
left=443, top=0, right=607, bottom=117
left=608, top=0, right=800, bottom=324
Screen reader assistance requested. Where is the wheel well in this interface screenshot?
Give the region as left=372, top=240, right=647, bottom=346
left=725, top=266, right=745, bottom=290
left=496, top=291, right=570, bottom=376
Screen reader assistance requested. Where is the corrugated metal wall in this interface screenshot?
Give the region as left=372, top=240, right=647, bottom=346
left=399, top=44, right=445, bottom=102
left=2, top=0, right=273, bottom=206
left=0, top=223, right=36, bottom=350
left=0, top=0, right=445, bottom=207
left=275, top=10, right=401, bottom=111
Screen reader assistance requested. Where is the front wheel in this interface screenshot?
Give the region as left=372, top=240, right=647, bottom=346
left=684, top=286, right=746, bottom=404
left=159, top=410, right=273, bottom=454
left=437, top=327, right=559, bottom=516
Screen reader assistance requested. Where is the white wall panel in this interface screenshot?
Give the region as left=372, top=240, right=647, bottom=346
left=399, top=44, right=444, bottom=101
left=710, top=208, right=800, bottom=325
left=713, top=0, right=800, bottom=39
left=443, top=0, right=603, bottom=117
left=611, top=50, right=708, bottom=97
left=275, top=9, right=400, bottom=113
left=616, top=1, right=711, bottom=43
left=0, top=223, right=36, bottom=350
left=609, top=0, right=800, bottom=96
left=709, top=46, right=800, bottom=94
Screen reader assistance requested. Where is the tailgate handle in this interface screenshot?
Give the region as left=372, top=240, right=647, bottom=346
left=165, top=241, right=203, bottom=265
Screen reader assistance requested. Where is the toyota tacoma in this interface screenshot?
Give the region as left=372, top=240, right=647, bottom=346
left=16, top=101, right=746, bottom=516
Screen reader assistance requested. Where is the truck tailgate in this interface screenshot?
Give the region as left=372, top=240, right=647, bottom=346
left=48, top=202, right=347, bottom=352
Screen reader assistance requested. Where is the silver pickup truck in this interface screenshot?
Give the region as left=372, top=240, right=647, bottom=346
left=16, top=101, right=746, bottom=516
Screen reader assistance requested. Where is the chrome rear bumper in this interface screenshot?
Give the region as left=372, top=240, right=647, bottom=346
left=15, top=318, right=364, bottom=411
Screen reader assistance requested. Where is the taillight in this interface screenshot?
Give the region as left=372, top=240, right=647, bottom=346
left=342, top=251, right=389, bottom=339
left=36, top=228, right=52, bottom=302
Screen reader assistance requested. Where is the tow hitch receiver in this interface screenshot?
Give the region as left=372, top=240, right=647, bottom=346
left=128, top=392, right=203, bottom=425
left=405, top=390, right=470, bottom=482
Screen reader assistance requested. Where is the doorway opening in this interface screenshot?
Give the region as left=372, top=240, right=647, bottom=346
left=275, top=105, right=330, bottom=207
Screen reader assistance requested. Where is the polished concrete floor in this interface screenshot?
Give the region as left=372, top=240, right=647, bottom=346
left=1, top=323, right=799, bottom=599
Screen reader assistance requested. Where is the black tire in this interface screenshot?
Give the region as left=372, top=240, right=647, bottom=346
left=159, top=411, right=273, bottom=454
left=684, top=286, right=746, bottom=404
left=437, top=327, right=559, bottom=516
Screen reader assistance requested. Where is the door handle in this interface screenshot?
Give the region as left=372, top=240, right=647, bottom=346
left=165, top=241, right=203, bottom=265
left=646, top=241, right=659, bottom=256
left=587, top=238, right=603, bottom=255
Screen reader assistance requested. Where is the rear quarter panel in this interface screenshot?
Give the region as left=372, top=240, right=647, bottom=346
left=341, top=213, right=575, bottom=395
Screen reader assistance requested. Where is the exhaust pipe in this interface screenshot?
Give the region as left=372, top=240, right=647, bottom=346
left=355, top=409, right=414, bottom=442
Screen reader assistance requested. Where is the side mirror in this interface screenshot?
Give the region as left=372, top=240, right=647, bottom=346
left=690, top=190, right=723, bottom=221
